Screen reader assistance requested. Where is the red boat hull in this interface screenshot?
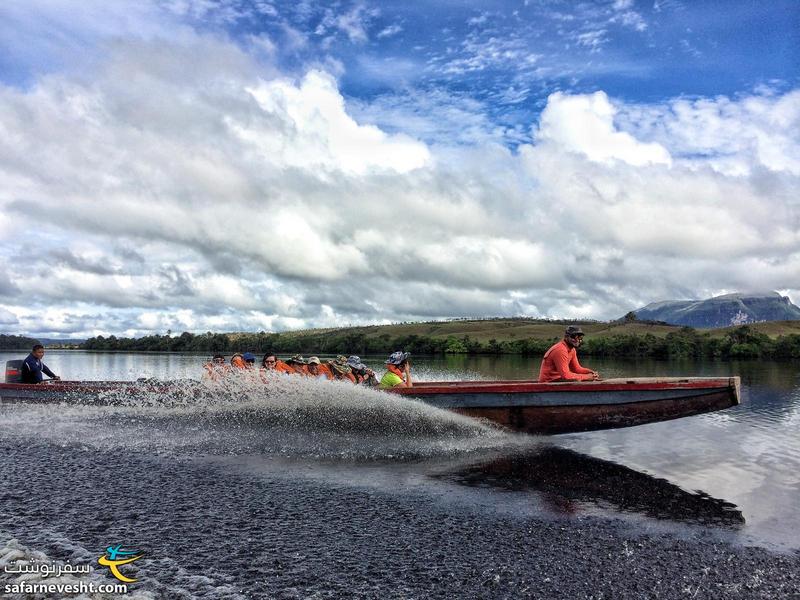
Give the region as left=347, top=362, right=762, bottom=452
left=388, top=377, right=741, bottom=434
left=0, top=376, right=740, bottom=435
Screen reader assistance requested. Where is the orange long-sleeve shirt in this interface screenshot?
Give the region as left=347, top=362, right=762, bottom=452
left=538, top=340, right=595, bottom=382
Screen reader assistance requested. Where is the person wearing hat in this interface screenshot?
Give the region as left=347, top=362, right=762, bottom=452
left=230, top=353, right=246, bottom=369
left=242, top=352, right=256, bottom=368
left=538, top=326, right=600, bottom=383
left=380, top=351, right=413, bottom=389
left=306, top=356, right=334, bottom=380
left=285, top=355, right=309, bottom=376
left=347, top=355, right=379, bottom=387
left=328, top=356, right=356, bottom=382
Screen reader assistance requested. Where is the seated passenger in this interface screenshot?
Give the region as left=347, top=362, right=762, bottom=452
left=347, top=356, right=379, bottom=387
left=261, top=353, right=294, bottom=375
left=243, top=352, right=256, bottom=368
left=20, top=344, right=60, bottom=384
left=202, top=354, right=227, bottom=381
left=286, top=355, right=308, bottom=376
left=379, top=351, right=412, bottom=389
left=306, top=356, right=334, bottom=380
left=329, top=356, right=356, bottom=383
left=230, top=353, right=246, bottom=369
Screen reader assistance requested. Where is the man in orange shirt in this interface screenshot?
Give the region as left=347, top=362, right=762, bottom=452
left=538, top=326, right=600, bottom=382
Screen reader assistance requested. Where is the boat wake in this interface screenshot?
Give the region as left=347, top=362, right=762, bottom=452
left=0, top=376, right=528, bottom=459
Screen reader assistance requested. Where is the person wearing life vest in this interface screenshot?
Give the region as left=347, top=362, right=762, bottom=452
left=538, top=325, right=600, bottom=383
left=230, top=353, right=246, bottom=369
left=307, top=356, right=334, bottom=380
left=380, top=351, right=412, bottom=389
left=243, top=352, right=256, bottom=368
left=347, top=355, right=379, bottom=387
left=202, top=354, right=227, bottom=381
left=20, top=345, right=60, bottom=384
left=328, top=355, right=356, bottom=383
left=286, top=355, right=308, bottom=376
left=261, top=353, right=295, bottom=375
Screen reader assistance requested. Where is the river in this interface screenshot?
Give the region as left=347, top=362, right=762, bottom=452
left=1, top=350, right=798, bottom=598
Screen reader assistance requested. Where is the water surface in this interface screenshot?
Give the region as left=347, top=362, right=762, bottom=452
left=1, top=350, right=798, bottom=553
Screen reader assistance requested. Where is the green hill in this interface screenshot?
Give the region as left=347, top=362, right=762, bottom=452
left=78, top=318, right=800, bottom=359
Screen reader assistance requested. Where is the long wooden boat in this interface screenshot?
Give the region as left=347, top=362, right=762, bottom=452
left=0, top=376, right=740, bottom=435
left=387, top=377, right=740, bottom=434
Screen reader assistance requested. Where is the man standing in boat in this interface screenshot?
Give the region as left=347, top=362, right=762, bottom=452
left=538, top=326, right=600, bottom=382
left=20, top=344, right=61, bottom=384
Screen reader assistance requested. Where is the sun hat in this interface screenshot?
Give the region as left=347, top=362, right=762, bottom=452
left=307, top=356, right=321, bottom=365
left=385, top=351, right=410, bottom=365
left=288, top=354, right=307, bottom=364
left=565, top=326, right=585, bottom=337
left=347, top=355, right=368, bottom=370
left=329, top=355, right=352, bottom=374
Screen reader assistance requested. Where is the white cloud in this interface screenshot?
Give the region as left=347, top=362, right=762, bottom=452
left=0, top=32, right=798, bottom=337
left=536, top=91, right=672, bottom=166
left=376, top=24, right=402, bottom=39
left=241, top=70, right=430, bottom=175
left=614, top=91, right=800, bottom=176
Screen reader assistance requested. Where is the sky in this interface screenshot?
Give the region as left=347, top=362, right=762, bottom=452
left=0, top=0, right=798, bottom=338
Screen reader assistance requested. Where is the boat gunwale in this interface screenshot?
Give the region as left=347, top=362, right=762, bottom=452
left=389, top=377, right=739, bottom=397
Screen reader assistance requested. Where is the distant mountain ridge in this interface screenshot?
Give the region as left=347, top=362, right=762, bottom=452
left=631, top=292, right=800, bottom=328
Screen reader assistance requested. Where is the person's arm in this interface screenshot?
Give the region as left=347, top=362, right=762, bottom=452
left=569, top=353, right=599, bottom=380
left=42, top=363, right=60, bottom=380
left=553, top=347, right=594, bottom=381
left=401, top=363, right=413, bottom=388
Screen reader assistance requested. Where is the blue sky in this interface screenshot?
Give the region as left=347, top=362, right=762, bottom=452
left=0, top=0, right=798, bottom=337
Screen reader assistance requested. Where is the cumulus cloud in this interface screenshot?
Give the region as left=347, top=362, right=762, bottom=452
left=536, top=91, right=672, bottom=166
left=0, top=30, right=798, bottom=337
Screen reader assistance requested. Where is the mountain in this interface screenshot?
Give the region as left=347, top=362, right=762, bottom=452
left=631, top=292, right=800, bottom=328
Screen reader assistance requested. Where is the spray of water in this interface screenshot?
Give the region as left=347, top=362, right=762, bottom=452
left=1, top=373, right=524, bottom=459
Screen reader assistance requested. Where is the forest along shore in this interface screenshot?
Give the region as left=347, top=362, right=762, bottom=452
left=6, top=318, right=794, bottom=359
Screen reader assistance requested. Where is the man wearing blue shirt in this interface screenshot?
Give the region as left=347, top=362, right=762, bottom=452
left=21, top=345, right=60, bottom=384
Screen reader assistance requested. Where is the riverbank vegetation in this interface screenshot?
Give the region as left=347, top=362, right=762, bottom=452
left=0, top=334, right=41, bottom=350
left=75, top=318, right=800, bottom=359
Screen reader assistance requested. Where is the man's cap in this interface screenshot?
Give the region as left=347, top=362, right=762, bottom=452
left=347, top=355, right=368, bottom=370
left=307, top=356, right=321, bottom=365
left=243, top=352, right=256, bottom=362
left=565, top=325, right=585, bottom=337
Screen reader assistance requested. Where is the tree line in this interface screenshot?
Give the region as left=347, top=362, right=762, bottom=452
left=0, top=334, right=41, bottom=349
left=78, top=325, right=800, bottom=359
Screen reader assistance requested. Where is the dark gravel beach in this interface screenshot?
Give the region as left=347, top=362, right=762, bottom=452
left=2, top=439, right=798, bottom=599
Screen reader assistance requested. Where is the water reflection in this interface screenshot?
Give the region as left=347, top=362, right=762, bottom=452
left=436, top=445, right=745, bottom=529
